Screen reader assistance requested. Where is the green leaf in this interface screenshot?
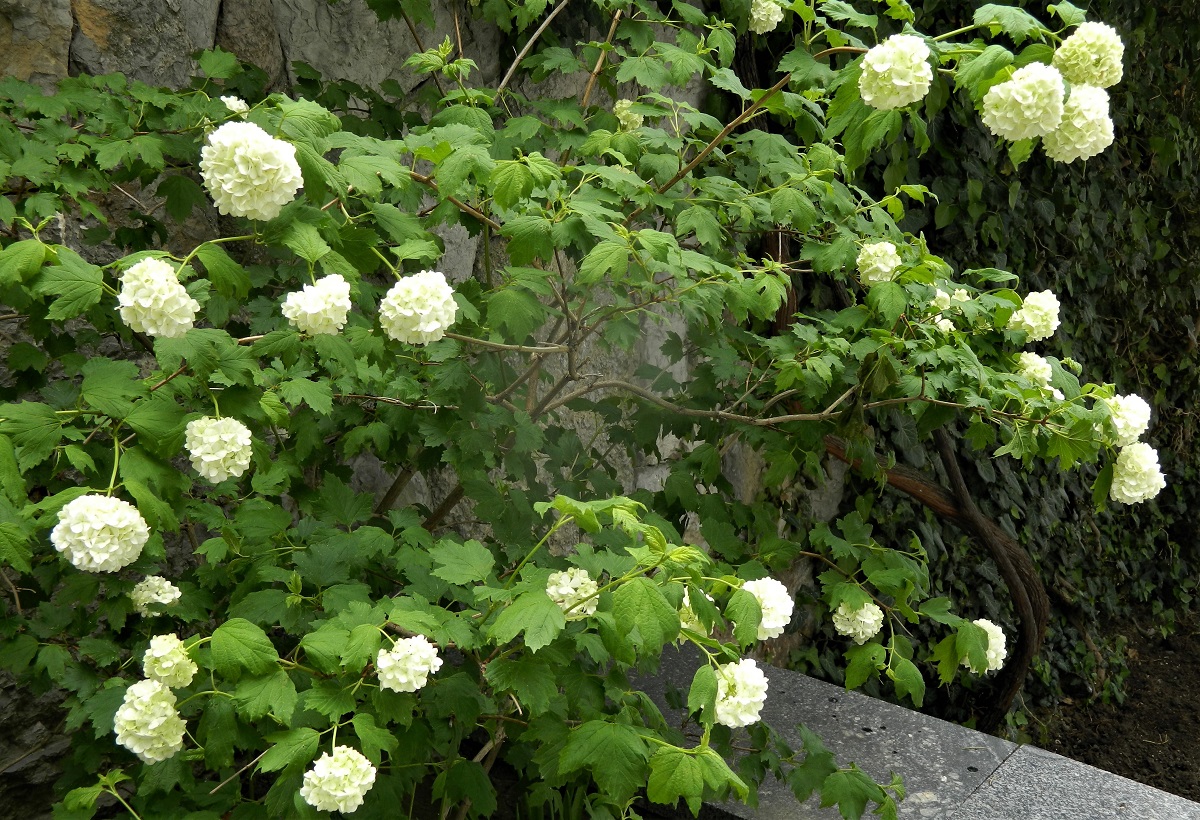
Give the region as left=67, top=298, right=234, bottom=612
left=123, top=478, right=177, bottom=532
left=687, top=664, right=717, bottom=721
left=1047, top=1, right=1087, bottom=27
left=500, top=215, right=553, bottom=266
left=234, top=669, right=297, bottom=722
left=284, top=222, right=331, bottom=264
left=708, top=67, right=751, bottom=100
left=0, top=522, right=32, bottom=572
left=844, top=642, right=886, bottom=689
left=342, top=624, right=382, bottom=673
left=300, top=625, right=351, bottom=674
left=0, top=402, right=62, bottom=470
left=433, top=759, right=497, bottom=818
left=613, top=577, right=679, bottom=653
left=819, top=766, right=888, bottom=818
left=488, top=590, right=565, bottom=653
left=430, top=538, right=495, bottom=584
left=196, top=243, right=252, bottom=299
left=867, top=281, right=907, bottom=326
left=351, top=713, right=399, bottom=763
left=560, top=721, right=650, bottom=801
left=199, top=47, right=240, bottom=78
left=212, top=617, right=280, bottom=678
left=724, top=588, right=762, bottom=647
left=156, top=174, right=208, bottom=223
left=487, top=287, right=545, bottom=341
left=81, top=358, right=146, bottom=418
left=124, top=396, right=187, bottom=457
left=887, top=654, right=925, bottom=707
left=0, top=239, right=45, bottom=286
left=973, top=4, right=1049, bottom=44
left=646, top=746, right=704, bottom=814
left=34, top=248, right=103, bottom=320
left=820, top=0, right=878, bottom=28
left=957, top=620, right=989, bottom=673
left=280, top=378, right=333, bottom=415
left=918, top=597, right=960, bottom=626
left=954, top=45, right=1014, bottom=102
left=490, top=160, right=533, bottom=210
left=485, top=655, right=559, bottom=715
left=259, top=727, right=321, bottom=773
left=577, top=240, right=630, bottom=284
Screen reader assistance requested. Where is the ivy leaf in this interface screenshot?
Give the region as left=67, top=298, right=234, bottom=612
left=559, top=721, right=650, bottom=801
left=212, top=617, right=280, bottom=678
left=259, top=727, right=320, bottom=773
left=646, top=746, right=704, bottom=814
left=430, top=538, right=495, bottom=584
left=351, top=713, right=399, bottom=764
left=844, top=642, right=886, bottom=689
left=488, top=590, right=565, bottom=653
left=612, top=577, right=680, bottom=653
left=973, top=4, right=1049, bottom=44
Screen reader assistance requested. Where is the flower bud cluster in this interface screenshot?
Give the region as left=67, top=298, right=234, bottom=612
left=832, top=601, right=884, bottom=645
left=613, top=99, right=644, bottom=131
left=376, top=635, right=443, bottom=693
left=117, top=258, right=200, bottom=339
left=546, top=567, right=599, bottom=619
left=51, top=495, right=150, bottom=573
left=300, top=745, right=377, bottom=813
left=858, top=35, right=933, bottom=111
left=142, top=634, right=198, bottom=689
left=185, top=416, right=254, bottom=483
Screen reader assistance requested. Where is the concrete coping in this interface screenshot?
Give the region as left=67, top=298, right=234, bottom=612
left=646, top=647, right=1200, bottom=819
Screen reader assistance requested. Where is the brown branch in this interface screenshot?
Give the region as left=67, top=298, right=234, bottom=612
left=374, top=467, right=416, bottom=516
left=1, top=570, right=22, bottom=616
left=423, top=482, right=465, bottom=530
left=409, top=171, right=501, bottom=231
left=495, top=0, right=572, bottom=96
left=581, top=10, right=623, bottom=109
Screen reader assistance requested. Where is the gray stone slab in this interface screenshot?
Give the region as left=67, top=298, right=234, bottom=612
left=650, top=649, right=1016, bottom=818
left=947, top=745, right=1200, bottom=820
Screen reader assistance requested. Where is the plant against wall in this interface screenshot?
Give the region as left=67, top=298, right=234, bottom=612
left=0, top=1, right=1168, bottom=816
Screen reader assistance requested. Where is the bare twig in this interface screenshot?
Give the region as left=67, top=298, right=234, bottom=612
left=1, top=570, right=22, bottom=616
left=209, top=750, right=268, bottom=795
left=444, top=332, right=567, bottom=354
left=374, top=467, right=416, bottom=515
left=409, top=171, right=501, bottom=231
left=581, top=10, right=623, bottom=109
left=495, top=0, right=573, bottom=96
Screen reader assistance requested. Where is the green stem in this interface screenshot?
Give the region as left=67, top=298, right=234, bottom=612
left=106, top=788, right=145, bottom=820
left=932, top=23, right=984, bottom=42
left=177, top=236, right=254, bottom=273
left=502, top=516, right=571, bottom=591
left=106, top=427, right=122, bottom=494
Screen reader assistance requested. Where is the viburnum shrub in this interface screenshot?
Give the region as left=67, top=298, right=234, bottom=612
left=0, top=1, right=1165, bottom=817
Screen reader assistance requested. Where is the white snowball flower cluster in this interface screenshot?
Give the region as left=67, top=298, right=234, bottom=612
left=117, top=258, right=200, bottom=340
left=220, top=95, right=250, bottom=116
left=1053, top=22, right=1124, bottom=88
left=1103, top=394, right=1151, bottom=447
left=933, top=287, right=970, bottom=310
left=613, top=99, right=644, bottom=131
left=741, top=577, right=794, bottom=640
left=375, top=635, right=443, bottom=693
left=185, top=416, right=253, bottom=483
left=142, top=634, right=198, bottom=689
left=678, top=589, right=715, bottom=642
left=962, top=618, right=1007, bottom=673
left=200, top=121, right=303, bottom=221
left=130, top=576, right=182, bottom=615
left=981, top=63, right=1065, bottom=141
left=858, top=35, right=933, bottom=111
left=714, top=658, right=769, bottom=728
left=379, top=270, right=458, bottom=345
left=1110, top=442, right=1166, bottom=504
left=1016, top=352, right=1063, bottom=400
left=831, top=601, right=884, bottom=645
left=52, top=495, right=150, bottom=573
left=282, top=274, right=353, bottom=335
left=748, top=0, right=784, bottom=35
left=1008, top=290, right=1061, bottom=341
left=300, top=745, right=377, bottom=814
left=857, top=241, right=902, bottom=287
left=113, top=679, right=187, bottom=763
left=1043, top=85, right=1114, bottom=164
left=546, top=567, right=598, bottom=619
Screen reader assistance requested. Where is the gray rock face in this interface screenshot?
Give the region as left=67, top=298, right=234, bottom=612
left=69, top=0, right=220, bottom=88
left=215, top=0, right=287, bottom=90
left=0, top=0, right=73, bottom=87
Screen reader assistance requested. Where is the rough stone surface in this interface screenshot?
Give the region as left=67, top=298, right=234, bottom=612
left=650, top=647, right=1015, bottom=818
left=271, top=0, right=500, bottom=94
left=215, top=0, right=287, bottom=90
left=947, top=745, right=1200, bottom=820
left=69, top=0, right=220, bottom=88
left=0, top=0, right=73, bottom=87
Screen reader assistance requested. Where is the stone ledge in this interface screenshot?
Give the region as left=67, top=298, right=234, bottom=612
left=648, top=648, right=1200, bottom=819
